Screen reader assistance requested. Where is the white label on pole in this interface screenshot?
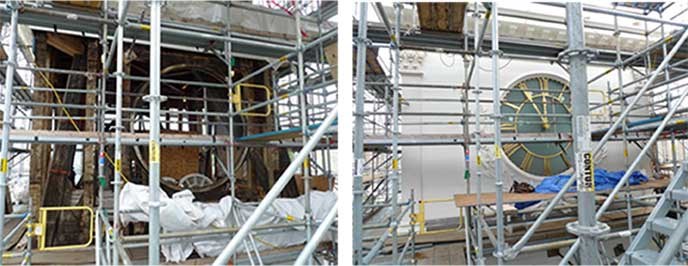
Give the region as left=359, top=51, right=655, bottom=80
left=576, top=115, right=591, bottom=151
left=577, top=151, right=595, bottom=192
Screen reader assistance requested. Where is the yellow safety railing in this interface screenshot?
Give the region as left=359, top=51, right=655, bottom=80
left=411, top=197, right=462, bottom=235
left=36, top=206, right=94, bottom=251
left=589, top=89, right=609, bottom=117
left=232, top=83, right=272, bottom=117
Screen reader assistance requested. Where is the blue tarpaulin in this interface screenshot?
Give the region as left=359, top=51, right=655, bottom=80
left=514, top=169, right=649, bottom=209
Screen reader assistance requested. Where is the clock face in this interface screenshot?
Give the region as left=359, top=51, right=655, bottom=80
left=500, top=74, right=573, bottom=177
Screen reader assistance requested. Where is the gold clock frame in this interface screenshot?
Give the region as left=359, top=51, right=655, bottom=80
left=500, top=73, right=573, bottom=178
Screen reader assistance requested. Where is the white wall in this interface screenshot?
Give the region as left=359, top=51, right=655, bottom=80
left=399, top=51, right=653, bottom=220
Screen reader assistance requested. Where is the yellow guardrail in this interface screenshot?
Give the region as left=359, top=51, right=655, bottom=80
left=36, top=206, right=94, bottom=251
left=589, top=89, right=609, bottom=117
left=411, top=197, right=463, bottom=235
left=233, top=83, right=272, bottom=117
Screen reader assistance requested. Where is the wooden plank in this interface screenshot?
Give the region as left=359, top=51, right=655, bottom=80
left=416, top=3, right=466, bottom=33
left=454, top=192, right=568, bottom=207
left=454, top=178, right=669, bottom=207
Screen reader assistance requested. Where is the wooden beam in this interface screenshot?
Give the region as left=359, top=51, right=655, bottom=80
left=80, top=40, right=98, bottom=241
left=46, top=33, right=84, bottom=57
left=29, top=33, right=52, bottom=218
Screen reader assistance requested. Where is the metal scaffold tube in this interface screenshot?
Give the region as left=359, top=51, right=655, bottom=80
left=295, top=3, right=313, bottom=264
left=564, top=3, right=606, bottom=264
left=211, top=106, right=338, bottom=266
left=95, top=1, right=109, bottom=263
left=390, top=2, right=402, bottom=263
left=461, top=5, right=473, bottom=265
left=112, top=0, right=127, bottom=264
left=614, top=7, right=633, bottom=244
left=353, top=2, right=368, bottom=264
left=223, top=5, right=238, bottom=263
left=489, top=3, right=506, bottom=265
left=102, top=1, right=130, bottom=73
left=472, top=2, right=485, bottom=264
left=147, top=0, right=162, bottom=264
left=0, top=2, right=19, bottom=264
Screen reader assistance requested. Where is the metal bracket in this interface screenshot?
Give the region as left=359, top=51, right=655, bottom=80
left=565, top=221, right=610, bottom=238
left=142, top=95, right=168, bottom=103
left=355, top=37, right=373, bottom=47
left=489, top=49, right=503, bottom=57
left=493, top=243, right=511, bottom=260
left=557, top=48, right=599, bottom=63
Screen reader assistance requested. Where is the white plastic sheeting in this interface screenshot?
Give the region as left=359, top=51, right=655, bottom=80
left=119, top=183, right=336, bottom=262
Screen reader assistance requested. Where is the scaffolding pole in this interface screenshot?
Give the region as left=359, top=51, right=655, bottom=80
left=222, top=5, right=239, bottom=266
left=147, top=0, right=162, bottom=264
left=461, top=5, right=473, bottom=264
left=390, top=2, right=402, bottom=263
left=614, top=7, right=633, bottom=244
left=95, top=0, right=109, bottom=262
left=295, top=3, right=313, bottom=265
left=489, top=3, right=505, bottom=265
left=472, top=2, right=485, bottom=264
left=353, top=2, right=368, bottom=264
left=111, top=0, right=127, bottom=264
left=0, top=2, right=18, bottom=264
left=563, top=3, right=607, bottom=265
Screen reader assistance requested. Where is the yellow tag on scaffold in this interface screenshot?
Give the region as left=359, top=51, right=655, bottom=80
left=149, top=140, right=160, bottom=163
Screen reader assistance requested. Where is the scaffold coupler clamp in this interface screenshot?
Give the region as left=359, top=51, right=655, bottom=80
left=502, top=246, right=520, bottom=261
left=144, top=0, right=167, bottom=8
left=492, top=243, right=510, bottom=261
left=565, top=221, right=610, bottom=239
left=355, top=36, right=372, bottom=48
left=142, top=94, right=168, bottom=103
left=557, top=48, right=598, bottom=64
left=489, top=49, right=503, bottom=57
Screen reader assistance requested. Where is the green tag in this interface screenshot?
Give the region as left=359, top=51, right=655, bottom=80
left=464, top=170, right=470, bottom=180
left=98, top=176, right=107, bottom=188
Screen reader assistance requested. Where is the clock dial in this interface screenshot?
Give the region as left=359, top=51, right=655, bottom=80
left=500, top=75, right=573, bottom=176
